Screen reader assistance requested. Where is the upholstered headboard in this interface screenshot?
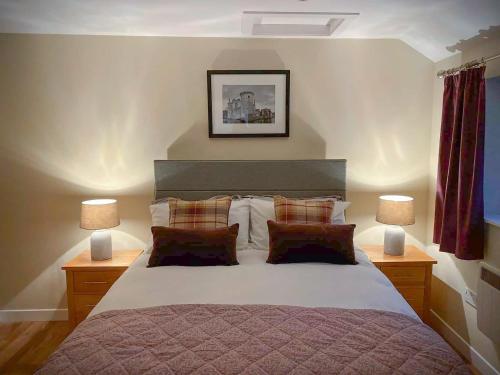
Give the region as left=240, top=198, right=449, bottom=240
left=154, top=160, right=346, bottom=201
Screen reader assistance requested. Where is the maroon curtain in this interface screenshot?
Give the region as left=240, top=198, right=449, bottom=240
left=433, top=66, right=485, bottom=260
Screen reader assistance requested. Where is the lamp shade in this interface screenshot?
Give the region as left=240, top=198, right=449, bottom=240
left=80, top=199, right=120, bottom=230
left=376, top=195, right=415, bottom=226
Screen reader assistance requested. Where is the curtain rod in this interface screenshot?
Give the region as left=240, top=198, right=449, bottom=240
left=437, top=53, right=500, bottom=78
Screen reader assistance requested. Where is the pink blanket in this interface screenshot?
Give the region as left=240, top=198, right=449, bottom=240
left=37, top=304, right=470, bottom=374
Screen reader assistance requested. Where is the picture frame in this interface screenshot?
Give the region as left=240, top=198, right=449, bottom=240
left=207, top=70, right=290, bottom=138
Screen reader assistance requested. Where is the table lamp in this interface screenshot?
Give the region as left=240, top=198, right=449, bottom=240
left=80, top=199, right=120, bottom=260
left=376, top=195, right=415, bottom=255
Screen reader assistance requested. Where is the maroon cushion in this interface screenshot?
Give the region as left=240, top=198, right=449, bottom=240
left=267, top=220, right=357, bottom=265
left=148, top=224, right=239, bottom=267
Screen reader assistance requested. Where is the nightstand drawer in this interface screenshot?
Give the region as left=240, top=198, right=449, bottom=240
left=380, top=266, right=426, bottom=284
left=396, top=286, right=424, bottom=310
left=362, top=245, right=436, bottom=324
left=74, top=294, right=103, bottom=323
left=413, top=308, right=424, bottom=319
left=73, top=271, right=123, bottom=293
left=64, top=249, right=143, bottom=329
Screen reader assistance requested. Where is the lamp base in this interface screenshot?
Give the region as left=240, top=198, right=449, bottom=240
left=384, top=226, right=405, bottom=256
left=90, top=230, right=112, bottom=260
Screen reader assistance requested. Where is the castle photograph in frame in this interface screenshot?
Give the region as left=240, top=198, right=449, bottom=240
left=208, top=70, right=290, bottom=137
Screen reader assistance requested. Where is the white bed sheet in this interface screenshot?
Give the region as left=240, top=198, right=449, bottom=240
left=91, top=248, right=418, bottom=320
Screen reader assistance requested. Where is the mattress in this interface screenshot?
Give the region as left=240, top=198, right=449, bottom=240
left=91, top=248, right=418, bottom=320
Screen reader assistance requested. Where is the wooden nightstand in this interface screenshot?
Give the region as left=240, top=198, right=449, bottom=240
left=361, top=245, right=437, bottom=322
left=62, top=249, right=143, bottom=329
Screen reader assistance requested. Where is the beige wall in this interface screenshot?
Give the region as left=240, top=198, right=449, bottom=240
left=0, top=35, right=434, bottom=313
left=426, top=35, right=500, bottom=373
left=2, top=32, right=499, bottom=371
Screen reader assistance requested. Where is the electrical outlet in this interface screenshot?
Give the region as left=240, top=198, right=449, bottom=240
left=464, top=288, right=477, bottom=308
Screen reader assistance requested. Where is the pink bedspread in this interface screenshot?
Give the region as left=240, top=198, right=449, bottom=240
left=37, top=304, right=470, bottom=374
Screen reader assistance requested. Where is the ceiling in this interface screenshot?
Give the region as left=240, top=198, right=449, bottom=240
left=0, top=0, right=499, bottom=61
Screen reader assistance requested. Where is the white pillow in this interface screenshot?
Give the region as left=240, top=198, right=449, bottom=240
left=228, top=198, right=250, bottom=250
left=145, top=201, right=170, bottom=253
left=332, top=201, right=351, bottom=224
left=249, top=197, right=275, bottom=250
left=150, top=200, right=170, bottom=227
left=146, top=198, right=250, bottom=252
left=249, top=197, right=351, bottom=250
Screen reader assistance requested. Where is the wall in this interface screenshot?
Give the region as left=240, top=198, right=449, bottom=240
left=0, top=34, right=434, bottom=315
left=426, top=33, right=500, bottom=373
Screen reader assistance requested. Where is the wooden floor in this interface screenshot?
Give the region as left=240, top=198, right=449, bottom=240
left=0, top=321, right=70, bottom=374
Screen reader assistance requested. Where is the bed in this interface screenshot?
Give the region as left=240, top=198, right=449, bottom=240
left=37, top=160, right=470, bottom=374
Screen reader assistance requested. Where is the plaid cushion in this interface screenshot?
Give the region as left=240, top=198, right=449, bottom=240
left=168, top=196, right=232, bottom=229
left=273, top=196, right=334, bottom=224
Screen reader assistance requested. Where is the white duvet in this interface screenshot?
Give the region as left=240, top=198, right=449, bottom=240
left=92, top=248, right=418, bottom=320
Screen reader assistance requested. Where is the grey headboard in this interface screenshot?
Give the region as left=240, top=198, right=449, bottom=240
left=154, top=160, right=346, bottom=200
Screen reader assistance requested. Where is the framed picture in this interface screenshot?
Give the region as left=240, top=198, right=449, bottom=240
left=207, top=70, right=290, bottom=138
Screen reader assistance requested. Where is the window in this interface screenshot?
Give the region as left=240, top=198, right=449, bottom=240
left=484, top=76, right=500, bottom=225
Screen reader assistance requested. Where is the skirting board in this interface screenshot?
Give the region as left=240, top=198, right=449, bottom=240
left=0, top=309, right=68, bottom=323
left=430, top=310, right=499, bottom=375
